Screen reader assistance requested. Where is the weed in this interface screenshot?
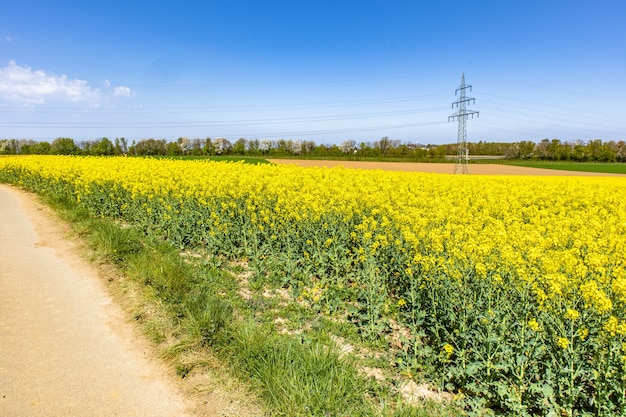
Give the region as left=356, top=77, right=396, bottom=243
left=90, top=221, right=142, bottom=263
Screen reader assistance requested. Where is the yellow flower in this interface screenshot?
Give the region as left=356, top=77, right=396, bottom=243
left=603, top=316, right=626, bottom=337
left=580, top=280, right=613, bottom=313
left=564, top=309, right=580, bottom=321
left=474, top=263, right=487, bottom=278
left=528, top=318, right=540, bottom=332
left=442, top=343, right=454, bottom=358
left=557, top=337, right=570, bottom=349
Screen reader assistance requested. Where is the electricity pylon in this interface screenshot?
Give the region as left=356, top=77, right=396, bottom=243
left=449, top=73, right=479, bottom=174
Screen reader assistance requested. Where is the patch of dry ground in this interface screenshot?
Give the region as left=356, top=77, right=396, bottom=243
left=268, top=159, right=625, bottom=176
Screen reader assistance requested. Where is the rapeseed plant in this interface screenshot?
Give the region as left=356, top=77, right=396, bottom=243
left=2, top=155, right=626, bottom=416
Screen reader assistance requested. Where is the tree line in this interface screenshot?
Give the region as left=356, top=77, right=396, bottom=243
left=1, top=136, right=625, bottom=162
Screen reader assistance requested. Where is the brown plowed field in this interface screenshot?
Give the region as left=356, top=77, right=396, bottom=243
left=268, top=160, right=625, bottom=176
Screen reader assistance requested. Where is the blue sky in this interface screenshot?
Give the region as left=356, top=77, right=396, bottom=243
left=1, top=0, right=624, bottom=145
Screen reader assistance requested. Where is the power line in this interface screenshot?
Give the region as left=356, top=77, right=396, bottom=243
left=0, top=120, right=448, bottom=141
left=467, top=73, right=623, bottom=102
left=0, top=106, right=448, bottom=128
left=0, top=93, right=450, bottom=114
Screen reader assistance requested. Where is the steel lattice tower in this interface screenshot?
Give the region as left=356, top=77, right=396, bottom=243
left=449, top=73, right=479, bottom=174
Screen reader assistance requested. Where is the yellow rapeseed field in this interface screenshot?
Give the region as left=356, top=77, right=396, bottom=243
left=2, top=155, right=625, bottom=416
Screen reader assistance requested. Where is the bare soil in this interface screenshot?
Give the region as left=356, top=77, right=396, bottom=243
left=0, top=184, right=198, bottom=416
left=268, top=159, right=625, bottom=176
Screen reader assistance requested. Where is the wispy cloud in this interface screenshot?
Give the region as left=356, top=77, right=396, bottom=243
left=0, top=61, right=135, bottom=104
left=3, top=36, right=12, bottom=43
left=114, top=85, right=136, bottom=98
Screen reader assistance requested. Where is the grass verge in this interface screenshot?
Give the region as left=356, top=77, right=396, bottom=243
left=32, top=189, right=459, bottom=417
left=488, top=160, right=626, bottom=174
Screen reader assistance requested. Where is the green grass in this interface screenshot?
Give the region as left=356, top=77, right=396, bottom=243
left=29, top=188, right=459, bottom=417
left=264, top=154, right=449, bottom=163
left=205, top=154, right=626, bottom=174
left=488, top=160, right=626, bottom=174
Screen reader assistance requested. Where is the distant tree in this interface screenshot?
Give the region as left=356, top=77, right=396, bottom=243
left=356, top=142, right=375, bottom=157
left=233, top=138, right=247, bottom=155
left=504, top=143, right=520, bottom=159
left=311, top=144, right=330, bottom=157
left=546, top=139, right=570, bottom=161
left=602, top=140, right=619, bottom=162
left=571, top=140, right=586, bottom=161
left=617, top=141, right=626, bottom=162
left=17, top=139, right=38, bottom=154
left=259, top=139, right=271, bottom=154
left=114, top=138, right=123, bottom=155
left=248, top=139, right=260, bottom=155
left=134, top=138, right=167, bottom=156
left=534, top=139, right=551, bottom=160
left=395, top=144, right=409, bottom=157
left=127, top=140, right=137, bottom=156
left=203, top=138, right=215, bottom=155
left=166, top=141, right=182, bottom=156
left=301, top=140, right=316, bottom=155
left=517, top=141, right=535, bottom=159
left=468, top=141, right=510, bottom=156
left=287, top=139, right=302, bottom=155
left=30, top=141, right=51, bottom=155
left=120, top=137, right=128, bottom=154
left=585, top=139, right=604, bottom=161
left=177, top=137, right=192, bottom=155
left=51, top=137, right=78, bottom=155
left=0, top=139, right=11, bottom=154
left=190, top=138, right=205, bottom=155
left=428, top=145, right=446, bottom=159
left=274, top=139, right=289, bottom=155
left=213, top=138, right=232, bottom=155
left=410, top=146, right=429, bottom=160
left=374, top=137, right=392, bottom=156
left=112, top=137, right=128, bottom=155
left=340, top=140, right=356, bottom=154
left=77, top=140, right=92, bottom=155
left=90, top=137, right=115, bottom=156
left=327, top=144, right=343, bottom=156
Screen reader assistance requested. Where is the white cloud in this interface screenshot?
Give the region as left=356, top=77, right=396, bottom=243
left=0, top=61, right=136, bottom=105
left=3, top=36, right=12, bottom=43
left=114, top=85, right=136, bottom=98
left=0, top=60, right=101, bottom=104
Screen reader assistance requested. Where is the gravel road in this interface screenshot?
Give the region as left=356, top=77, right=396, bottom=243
left=0, top=184, right=194, bottom=417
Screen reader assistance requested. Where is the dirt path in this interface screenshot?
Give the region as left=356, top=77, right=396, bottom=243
left=0, top=184, right=196, bottom=417
left=268, top=159, right=626, bottom=176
